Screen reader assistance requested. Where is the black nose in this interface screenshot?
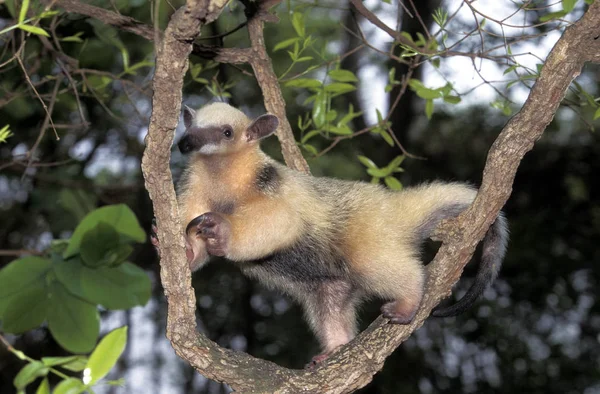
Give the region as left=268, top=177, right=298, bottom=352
left=178, top=135, right=193, bottom=154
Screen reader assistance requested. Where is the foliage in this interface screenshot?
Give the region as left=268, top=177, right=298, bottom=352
left=7, top=326, right=128, bottom=394
left=0, top=205, right=149, bottom=354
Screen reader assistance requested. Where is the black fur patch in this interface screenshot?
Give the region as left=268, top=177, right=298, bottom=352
left=240, top=230, right=349, bottom=286
left=416, top=203, right=469, bottom=241
left=255, top=164, right=279, bottom=193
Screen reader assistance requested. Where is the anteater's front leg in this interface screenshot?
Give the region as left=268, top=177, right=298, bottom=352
left=187, top=212, right=231, bottom=257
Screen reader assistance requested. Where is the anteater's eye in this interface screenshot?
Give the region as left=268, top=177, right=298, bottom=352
left=223, top=127, right=233, bottom=139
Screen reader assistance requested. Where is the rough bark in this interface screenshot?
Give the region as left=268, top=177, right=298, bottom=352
left=246, top=7, right=311, bottom=173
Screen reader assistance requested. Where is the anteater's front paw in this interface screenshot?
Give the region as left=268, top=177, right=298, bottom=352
left=187, top=212, right=230, bottom=257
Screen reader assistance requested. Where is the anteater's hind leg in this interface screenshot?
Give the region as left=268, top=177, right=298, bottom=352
left=303, top=280, right=359, bottom=368
left=362, top=257, right=425, bottom=325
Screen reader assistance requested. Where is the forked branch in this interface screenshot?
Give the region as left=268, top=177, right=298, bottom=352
left=140, top=0, right=600, bottom=392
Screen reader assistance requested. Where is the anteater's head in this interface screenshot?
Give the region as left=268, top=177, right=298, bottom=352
left=178, top=102, right=279, bottom=156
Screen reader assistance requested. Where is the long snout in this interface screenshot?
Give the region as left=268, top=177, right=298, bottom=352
left=178, top=134, right=195, bottom=154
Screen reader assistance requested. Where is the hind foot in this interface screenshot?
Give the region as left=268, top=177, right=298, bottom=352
left=381, top=300, right=418, bottom=324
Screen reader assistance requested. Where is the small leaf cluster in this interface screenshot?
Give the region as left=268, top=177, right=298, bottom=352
left=275, top=11, right=321, bottom=80
left=286, top=68, right=362, bottom=156
left=11, top=326, right=128, bottom=394
left=0, top=0, right=58, bottom=37
left=539, top=0, right=593, bottom=22
left=396, top=31, right=439, bottom=58
left=408, top=79, right=461, bottom=119
left=0, top=205, right=150, bottom=354
left=87, top=20, right=154, bottom=78
left=0, top=125, right=13, bottom=143
left=358, top=155, right=405, bottom=190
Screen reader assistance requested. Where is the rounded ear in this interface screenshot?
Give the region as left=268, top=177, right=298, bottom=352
left=183, top=105, right=196, bottom=129
left=246, top=114, right=279, bottom=142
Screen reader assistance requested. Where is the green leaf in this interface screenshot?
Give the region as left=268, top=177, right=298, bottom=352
left=85, top=326, right=128, bottom=385
left=274, top=37, right=300, bottom=52
left=503, top=65, right=518, bottom=75
left=431, top=58, right=440, bottom=68
left=357, top=155, right=377, bottom=169
left=584, top=0, right=594, bottom=5
left=35, top=378, right=50, bottom=394
left=414, top=87, right=442, bottom=100
left=18, top=24, right=50, bottom=37
left=443, top=95, right=461, bottom=104
left=61, top=357, right=89, bottom=372
left=386, top=155, right=405, bottom=171
left=301, top=144, right=318, bottom=156
left=64, top=204, right=145, bottom=258
left=325, top=125, right=352, bottom=135
left=324, top=83, right=356, bottom=94
left=54, top=259, right=150, bottom=310
left=384, top=176, right=403, bottom=190
left=14, top=361, right=49, bottom=390
left=439, top=83, right=453, bottom=96
left=59, top=189, right=96, bottom=222
left=38, top=10, right=59, bottom=19
left=380, top=130, right=394, bottom=147
left=593, top=107, right=600, bottom=120
left=53, top=378, right=85, bottom=394
left=328, top=69, right=358, bottom=83
left=291, top=12, right=305, bottom=38
left=562, top=0, right=577, bottom=12
left=506, top=80, right=519, bottom=89
left=80, top=223, right=126, bottom=268
left=285, top=78, right=323, bottom=89
left=47, top=282, right=100, bottom=353
left=425, top=99, right=434, bottom=119
left=539, top=10, right=568, bottom=22
left=407, top=79, right=425, bottom=91
left=296, top=56, right=313, bottom=62
left=367, top=168, right=389, bottom=177
left=0, top=256, right=51, bottom=317
left=312, top=91, right=327, bottom=128
left=4, top=0, right=16, bottom=18
left=3, top=285, right=49, bottom=333
left=339, top=107, right=363, bottom=125
left=301, top=130, right=320, bottom=144
left=80, top=263, right=151, bottom=310
left=18, top=0, right=29, bottom=23
left=60, top=32, right=84, bottom=43
left=326, top=110, right=338, bottom=122
left=41, top=356, right=80, bottom=367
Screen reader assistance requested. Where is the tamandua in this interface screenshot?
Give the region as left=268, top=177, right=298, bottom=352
left=152, top=102, right=508, bottom=365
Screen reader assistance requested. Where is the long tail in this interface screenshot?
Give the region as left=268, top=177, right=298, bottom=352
left=432, top=212, right=509, bottom=317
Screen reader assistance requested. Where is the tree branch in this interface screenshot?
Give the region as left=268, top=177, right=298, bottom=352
left=244, top=0, right=311, bottom=173
left=51, top=0, right=309, bottom=173
left=50, top=0, right=245, bottom=63
left=141, top=0, right=600, bottom=391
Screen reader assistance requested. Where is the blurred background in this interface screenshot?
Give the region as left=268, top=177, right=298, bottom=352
left=0, top=0, right=599, bottom=393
